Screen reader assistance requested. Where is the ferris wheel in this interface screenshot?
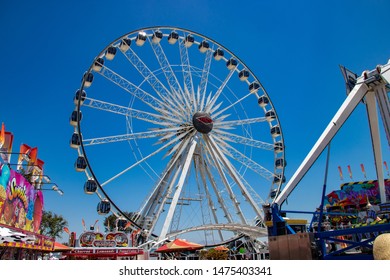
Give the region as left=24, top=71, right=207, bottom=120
left=70, top=26, right=286, bottom=247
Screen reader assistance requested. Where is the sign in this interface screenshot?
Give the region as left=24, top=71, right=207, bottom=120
left=79, top=231, right=129, bottom=247
left=0, top=163, right=44, bottom=233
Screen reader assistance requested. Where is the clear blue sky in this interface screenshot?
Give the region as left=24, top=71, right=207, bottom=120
left=1, top=0, right=389, bottom=243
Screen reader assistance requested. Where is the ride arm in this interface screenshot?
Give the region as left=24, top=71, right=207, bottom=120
left=273, top=80, right=369, bottom=208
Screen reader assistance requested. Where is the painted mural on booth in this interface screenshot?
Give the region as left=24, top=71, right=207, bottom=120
left=323, top=179, right=390, bottom=207
left=0, top=163, right=44, bottom=233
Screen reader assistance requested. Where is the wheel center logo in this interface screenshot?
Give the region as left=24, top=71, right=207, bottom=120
left=197, top=116, right=213, bottom=125
left=192, top=112, right=213, bottom=134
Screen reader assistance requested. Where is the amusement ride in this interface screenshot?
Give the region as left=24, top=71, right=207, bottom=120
left=70, top=26, right=390, bottom=259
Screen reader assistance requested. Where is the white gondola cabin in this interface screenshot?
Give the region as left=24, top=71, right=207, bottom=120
left=270, top=188, right=279, bottom=199
left=73, top=89, right=86, bottom=106
left=198, top=40, right=209, bottom=53
left=97, top=200, right=111, bottom=215
left=213, top=49, right=224, bottom=61
left=116, top=217, right=128, bottom=231
left=270, top=125, right=281, bottom=138
left=136, top=32, right=147, bottom=46
left=152, top=30, right=163, bottom=44
left=119, top=38, right=131, bottom=52
left=70, top=110, right=82, bottom=127
left=75, top=156, right=87, bottom=172
left=92, top=57, right=104, bottom=72
left=275, top=158, right=286, bottom=169
left=238, top=70, right=249, bottom=81
left=105, top=46, right=117, bottom=60
left=84, top=179, right=97, bottom=194
left=83, top=72, right=93, bottom=88
left=249, top=82, right=260, bottom=93
left=226, top=58, right=237, bottom=70
left=184, top=34, right=194, bottom=47
left=273, top=175, right=286, bottom=184
left=274, top=141, right=284, bottom=153
left=168, top=31, right=179, bottom=44
left=70, top=132, right=81, bottom=149
left=265, top=110, right=276, bottom=122
left=257, top=95, right=269, bottom=107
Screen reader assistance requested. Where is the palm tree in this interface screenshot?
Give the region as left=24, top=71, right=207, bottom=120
left=39, top=210, right=68, bottom=239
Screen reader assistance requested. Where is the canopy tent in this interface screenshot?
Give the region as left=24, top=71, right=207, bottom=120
left=53, top=242, right=72, bottom=252
left=156, top=239, right=204, bottom=253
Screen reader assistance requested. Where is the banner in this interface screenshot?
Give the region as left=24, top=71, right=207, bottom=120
left=0, top=163, right=44, bottom=233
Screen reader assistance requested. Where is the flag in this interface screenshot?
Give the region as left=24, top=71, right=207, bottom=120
left=26, top=147, right=38, bottom=174
left=385, top=161, right=389, bottom=176
left=82, top=218, right=86, bottom=231
left=347, top=165, right=353, bottom=179
left=360, top=163, right=366, bottom=179
left=0, top=123, right=5, bottom=149
left=0, top=132, right=13, bottom=163
left=63, top=227, right=70, bottom=234
left=338, top=166, right=343, bottom=180
left=17, top=144, right=31, bottom=171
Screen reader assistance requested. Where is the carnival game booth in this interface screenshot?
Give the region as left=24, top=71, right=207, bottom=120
left=62, top=230, right=145, bottom=260
left=0, top=123, right=56, bottom=259
left=309, top=179, right=390, bottom=259
left=0, top=163, right=55, bottom=259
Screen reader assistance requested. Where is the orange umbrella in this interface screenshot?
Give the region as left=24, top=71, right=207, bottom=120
left=156, top=238, right=204, bottom=253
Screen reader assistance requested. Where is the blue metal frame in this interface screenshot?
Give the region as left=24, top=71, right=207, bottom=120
left=315, top=223, right=390, bottom=259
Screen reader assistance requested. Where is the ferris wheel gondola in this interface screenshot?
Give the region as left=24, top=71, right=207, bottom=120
left=70, top=26, right=286, bottom=247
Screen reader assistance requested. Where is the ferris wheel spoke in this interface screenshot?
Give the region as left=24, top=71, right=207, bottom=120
left=140, top=153, right=188, bottom=238
left=213, top=135, right=275, bottom=181
left=211, top=92, right=252, bottom=118
left=159, top=138, right=198, bottom=241
left=214, top=116, right=268, bottom=130
left=196, top=152, right=224, bottom=241
left=197, top=49, right=213, bottom=111
left=178, top=37, right=195, bottom=100
left=193, top=156, right=213, bottom=238
left=120, top=47, right=187, bottom=117
left=162, top=130, right=197, bottom=158
left=82, top=127, right=183, bottom=146
left=147, top=35, right=186, bottom=102
left=203, top=135, right=247, bottom=224
left=207, top=135, right=264, bottom=219
left=146, top=161, right=184, bottom=239
left=100, top=134, right=183, bottom=187
left=214, top=130, right=274, bottom=151
left=82, top=97, right=181, bottom=126
left=204, top=69, right=235, bottom=112
left=97, top=66, right=175, bottom=118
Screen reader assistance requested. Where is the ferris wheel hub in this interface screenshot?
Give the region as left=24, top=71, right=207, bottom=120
left=192, top=112, right=213, bottom=134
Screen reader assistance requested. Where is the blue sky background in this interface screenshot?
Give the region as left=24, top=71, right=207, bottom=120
left=1, top=0, right=389, bottom=243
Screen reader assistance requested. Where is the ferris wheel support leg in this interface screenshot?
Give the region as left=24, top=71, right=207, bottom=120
left=158, top=138, right=198, bottom=242
left=274, top=82, right=370, bottom=207
left=365, top=89, right=387, bottom=203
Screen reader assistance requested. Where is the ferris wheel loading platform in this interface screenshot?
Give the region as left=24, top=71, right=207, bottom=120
left=267, top=59, right=390, bottom=260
